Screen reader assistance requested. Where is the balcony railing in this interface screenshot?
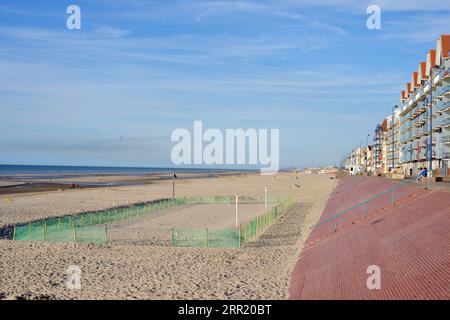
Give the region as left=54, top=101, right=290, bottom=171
left=417, top=113, right=428, bottom=124
left=435, top=116, right=450, bottom=128
left=436, top=85, right=450, bottom=97
left=441, top=135, right=450, bottom=143
left=441, top=152, right=450, bottom=159
left=435, top=100, right=450, bottom=113
left=418, top=124, right=430, bottom=136
left=419, top=100, right=428, bottom=112
left=400, top=132, right=411, bottom=144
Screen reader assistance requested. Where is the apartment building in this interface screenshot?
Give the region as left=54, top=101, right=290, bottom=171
left=344, top=35, right=449, bottom=178
left=344, top=145, right=367, bottom=174
left=399, top=34, right=450, bottom=177
left=385, top=109, right=402, bottom=173
left=373, top=124, right=384, bottom=174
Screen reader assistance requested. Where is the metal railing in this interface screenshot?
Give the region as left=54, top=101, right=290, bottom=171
left=435, top=115, right=450, bottom=128
left=312, top=176, right=420, bottom=235
left=437, top=85, right=450, bottom=97
left=435, top=100, right=450, bottom=113
left=441, top=135, right=450, bottom=143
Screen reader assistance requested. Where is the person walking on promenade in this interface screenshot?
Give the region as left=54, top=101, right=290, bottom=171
left=417, top=167, right=427, bottom=181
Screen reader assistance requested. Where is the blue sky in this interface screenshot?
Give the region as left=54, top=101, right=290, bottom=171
left=1, top=0, right=449, bottom=168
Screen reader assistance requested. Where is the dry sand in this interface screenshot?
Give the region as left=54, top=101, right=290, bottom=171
left=0, top=172, right=336, bottom=299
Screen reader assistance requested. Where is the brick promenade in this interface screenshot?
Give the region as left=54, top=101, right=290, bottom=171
left=288, top=176, right=450, bottom=299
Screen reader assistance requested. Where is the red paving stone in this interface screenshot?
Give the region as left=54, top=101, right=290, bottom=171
left=289, top=176, right=450, bottom=300
left=307, top=177, right=422, bottom=245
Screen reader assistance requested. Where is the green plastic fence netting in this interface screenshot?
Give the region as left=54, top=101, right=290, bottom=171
left=12, top=195, right=293, bottom=246
left=14, top=222, right=106, bottom=243
left=171, top=196, right=294, bottom=248
left=171, top=228, right=240, bottom=248
left=13, top=197, right=187, bottom=243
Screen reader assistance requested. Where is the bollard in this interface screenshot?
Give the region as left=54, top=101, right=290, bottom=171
left=204, top=228, right=208, bottom=248
left=391, top=189, right=395, bottom=207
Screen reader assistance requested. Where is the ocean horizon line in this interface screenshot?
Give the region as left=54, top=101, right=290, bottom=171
left=0, top=164, right=272, bottom=176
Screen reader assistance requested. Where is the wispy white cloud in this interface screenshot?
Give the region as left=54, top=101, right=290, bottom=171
left=94, top=26, right=131, bottom=38
left=0, top=26, right=53, bottom=40
left=187, top=0, right=450, bottom=16
left=274, top=10, right=348, bottom=35
left=382, top=14, right=450, bottom=43
left=0, top=25, right=330, bottom=66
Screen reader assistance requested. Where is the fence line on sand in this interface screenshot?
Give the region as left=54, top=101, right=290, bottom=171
left=171, top=196, right=294, bottom=248
left=12, top=195, right=294, bottom=247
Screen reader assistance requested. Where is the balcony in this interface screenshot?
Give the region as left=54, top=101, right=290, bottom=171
left=416, top=87, right=425, bottom=101
left=400, top=132, right=411, bottom=144
left=437, top=85, right=450, bottom=97
left=419, top=125, right=429, bottom=136
left=441, top=152, right=450, bottom=159
left=435, top=100, right=450, bottom=113
left=418, top=100, right=428, bottom=112
left=417, top=113, right=428, bottom=124
left=441, top=135, right=450, bottom=144
left=400, top=125, right=409, bottom=134
left=439, top=143, right=450, bottom=158
left=435, top=116, right=450, bottom=128
left=419, top=151, right=427, bottom=160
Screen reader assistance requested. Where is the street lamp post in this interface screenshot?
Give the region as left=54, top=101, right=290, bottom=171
left=365, top=133, right=370, bottom=173
left=428, top=66, right=439, bottom=189
left=359, top=141, right=362, bottom=168
left=392, top=105, right=398, bottom=172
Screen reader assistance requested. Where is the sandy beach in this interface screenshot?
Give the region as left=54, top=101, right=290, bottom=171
left=0, top=172, right=336, bottom=299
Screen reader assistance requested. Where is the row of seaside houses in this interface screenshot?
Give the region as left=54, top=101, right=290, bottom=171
left=345, top=34, right=450, bottom=178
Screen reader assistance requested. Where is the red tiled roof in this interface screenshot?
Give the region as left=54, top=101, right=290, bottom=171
left=412, top=72, right=419, bottom=87
left=429, top=49, right=436, bottom=68
left=419, top=61, right=427, bottom=80
left=381, top=119, right=388, bottom=131
left=441, top=34, right=450, bottom=58
left=406, top=82, right=412, bottom=93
